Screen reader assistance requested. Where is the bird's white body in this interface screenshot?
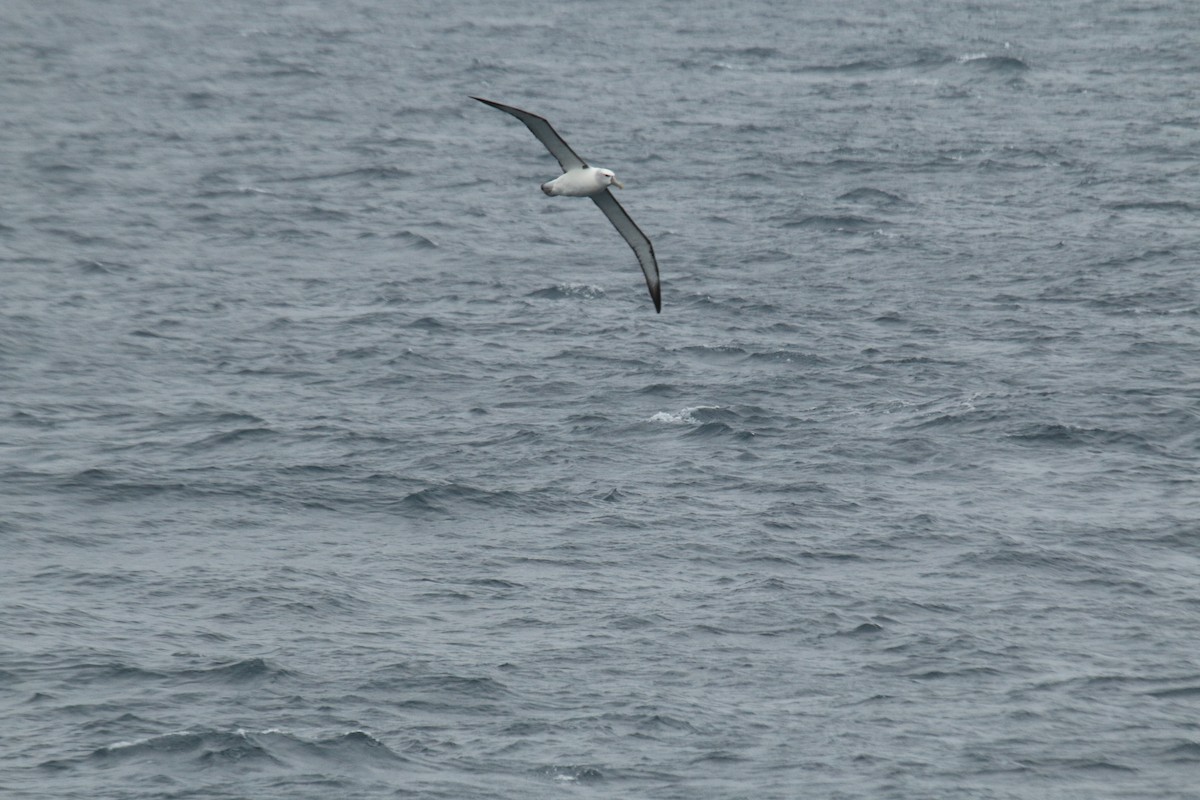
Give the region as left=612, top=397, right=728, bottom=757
left=541, top=167, right=624, bottom=197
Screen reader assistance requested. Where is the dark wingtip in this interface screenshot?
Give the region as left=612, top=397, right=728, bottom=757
left=651, top=287, right=662, bottom=313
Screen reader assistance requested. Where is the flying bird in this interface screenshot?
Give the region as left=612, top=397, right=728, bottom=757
left=471, top=96, right=661, bottom=313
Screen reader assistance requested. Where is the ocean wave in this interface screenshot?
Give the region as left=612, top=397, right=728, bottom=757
left=175, top=657, right=294, bottom=684
left=836, top=187, right=910, bottom=206
left=92, top=727, right=405, bottom=770
left=1007, top=423, right=1152, bottom=452
left=397, top=482, right=532, bottom=514
left=527, top=283, right=607, bottom=301
left=1107, top=200, right=1197, bottom=214
left=647, top=405, right=724, bottom=425
left=777, top=214, right=892, bottom=232
left=956, top=53, right=1031, bottom=71
left=535, top=764, right=605, bottom=783
left=392, top=229, right=438, bottom=248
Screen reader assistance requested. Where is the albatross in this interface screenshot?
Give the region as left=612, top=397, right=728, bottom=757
left=471, top=96, right=661, bottom=313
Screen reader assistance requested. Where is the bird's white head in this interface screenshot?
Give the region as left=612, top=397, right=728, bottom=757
left=599, top=169, right=624, bottom=189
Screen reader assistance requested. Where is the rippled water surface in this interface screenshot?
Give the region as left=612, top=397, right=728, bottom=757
left=2, top=0, right=1199, bottom=798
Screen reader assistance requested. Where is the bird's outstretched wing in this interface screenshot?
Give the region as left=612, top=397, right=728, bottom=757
left=592, top=189, right=661, bottom=313
left=472, top=96, right=588, bottom=173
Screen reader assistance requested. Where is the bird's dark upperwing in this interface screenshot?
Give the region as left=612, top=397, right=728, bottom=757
left=592, top=189, right=661, bottom=313
left=472, top=97, right=588, bottom=173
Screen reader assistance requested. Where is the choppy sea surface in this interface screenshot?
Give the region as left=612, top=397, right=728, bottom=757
left=2, top=0, right=1199, bottom=797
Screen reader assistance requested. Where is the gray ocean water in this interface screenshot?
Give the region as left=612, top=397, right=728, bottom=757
left=2, top=0, right=1199, bottom=797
